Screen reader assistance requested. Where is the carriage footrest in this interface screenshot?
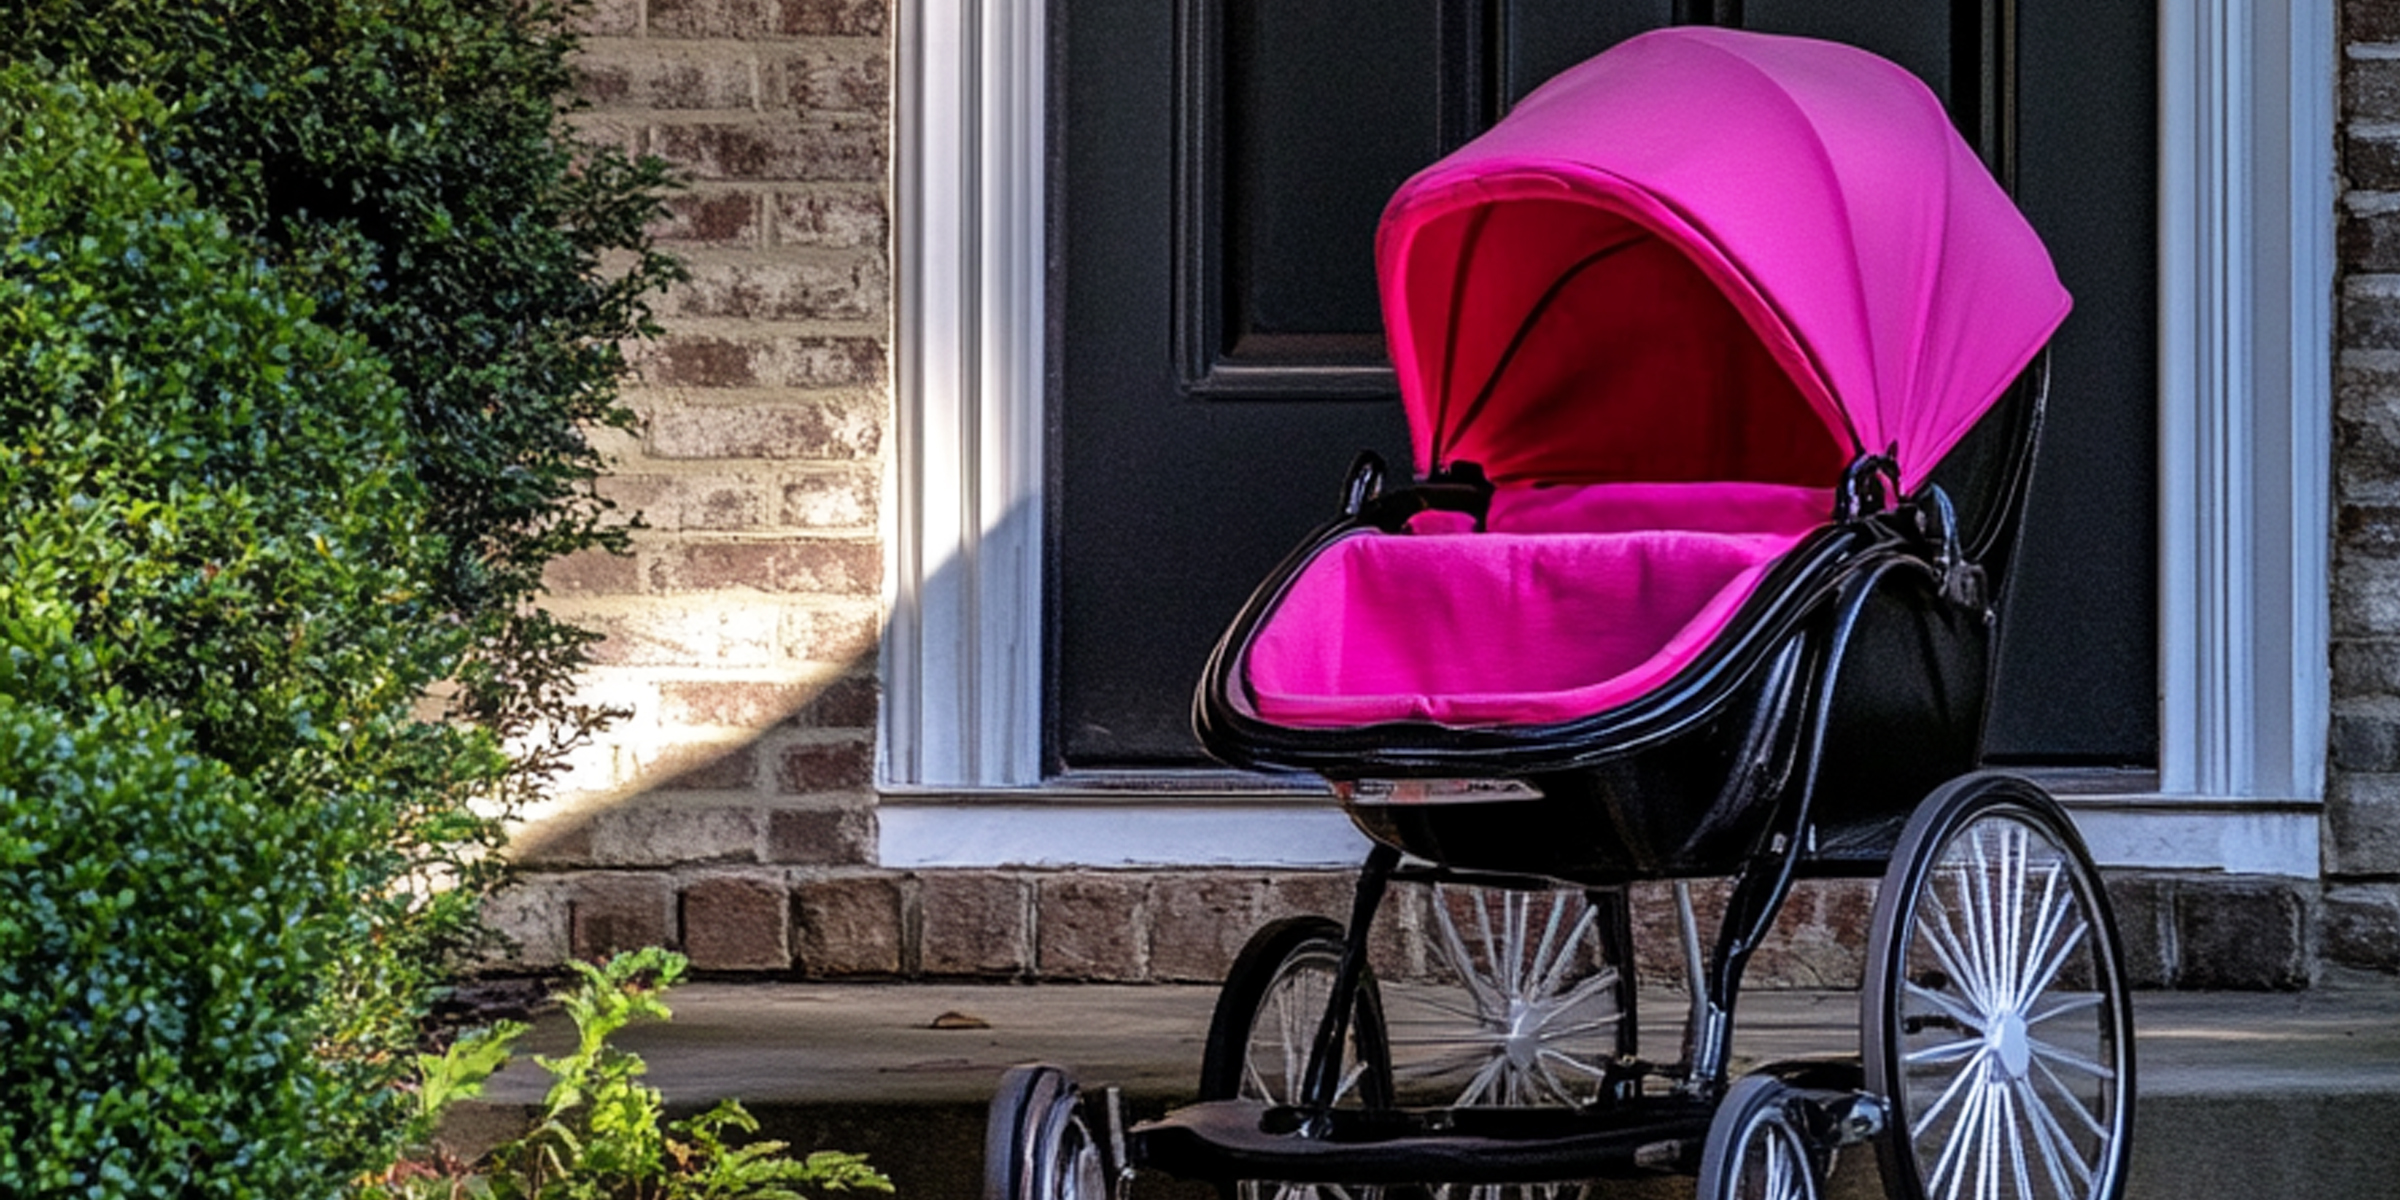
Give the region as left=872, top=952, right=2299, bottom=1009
left=1128, top=1098, right=1716, bottom=1186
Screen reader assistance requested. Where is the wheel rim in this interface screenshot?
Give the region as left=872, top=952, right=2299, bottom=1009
left=1399, top=885, right=1622, bottom=1108
left=1729, top=1106, right=1819, bottom=1200
left=1236, top=943, right=1381, bottom=1200
left=1886, top=809, right=2128, bottom=1200
left=1033, top=1094, right=1111, bottom=1200
left=1238, top=941, right=1376, bottom=1108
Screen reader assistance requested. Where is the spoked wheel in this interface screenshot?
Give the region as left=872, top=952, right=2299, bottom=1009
left=1697, top=1076, right=1825, bottom=1200
left=1863, top=773, right=2133, bottom=1200
left=1202, top=917, right=1396, bottom=1200
left=985, top=1063, right=1118, bottom=1200
left=1201, top=916, right=1396, bottom=1107
left=1398, top=886, right=1630, bottom=1200
left=1399, top=885, right=1629, bottom=1108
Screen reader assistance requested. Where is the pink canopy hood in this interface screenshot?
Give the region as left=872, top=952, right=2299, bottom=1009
left=1377, top=27, right=2071, bottom=494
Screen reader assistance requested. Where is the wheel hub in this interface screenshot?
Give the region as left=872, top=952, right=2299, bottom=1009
left=1503, top=997, right=1542, bottom=1071
left=1986, top=1009, right=2031, bottom=1079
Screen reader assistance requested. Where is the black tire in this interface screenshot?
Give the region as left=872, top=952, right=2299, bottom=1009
left=986, top=1063, right=1115, bottom=1200
left=1199, top=916, right=1395, bottom=1109
left=1697, top=1076, right=1824, bottom=1200
left=1863, top=772, right=2134, bottom=1200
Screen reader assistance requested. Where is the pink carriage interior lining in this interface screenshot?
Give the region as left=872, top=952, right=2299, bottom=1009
left=1244, top=482, right=1828, bottom=728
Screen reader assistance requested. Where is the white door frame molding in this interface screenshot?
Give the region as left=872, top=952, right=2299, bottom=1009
left=2155, top=0, right=2335, bottom=809
left=884, top=0, right=2337, bottom=875
left=884, top=0, right=1048, bottom=789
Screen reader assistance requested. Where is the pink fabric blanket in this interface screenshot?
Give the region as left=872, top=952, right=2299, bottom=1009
left=1244, top=481, right=1827, bottom=728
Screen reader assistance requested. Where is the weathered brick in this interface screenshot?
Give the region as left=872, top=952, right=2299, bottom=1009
left=775, top=738, right=874, bottom=792
left=580, top=605, right=782, bottom=667
left=2334, top=704, right=2400, bottom=771
left=681, top=477, right=777, bottom=529
left=772, top=46, right=889, bottom=113
left=2174, top=876, right=2311, bottom=990
left=665, top=255, right=887, bottom=322
left=654, top=190, right=766, bottom=247
left=647, top=539, right=879, bottom=595
left=776, top=0, right=886, bottom=36
left=591, top=803, right=765, bottom=866
left=2342, top=196, right=2400, bottom=272
left=2102, top=872, right=2178, bottom=989
left=1628, top=878, right=1733, bottom=985
left=2323, top=883, right=2400, bottom=972
left=1751, top=879, right=1871, bottom=989
left=921, top=871, right=1033, bottom=976
left=2329, top=771, right=2400, bottom=875
left=2336, top=638, right=2400, bottom=697
left=643, top=335, right=886, bottom=391
left=1038, top=873, right=1148, bottom=980
left=543, top=548, right=642, bottom=594
left=2348, top=130, right=2400, bottom=192
left=569, top=0, right=643, bottom=37
left=797, top=674, right=879, bottom=726
left=780, top=469, right=876, bottom=528
left=1150, top=874, right=1268, bottom=982
left=579, top=50, right=758, bottom=111
left=483, top=878, right=573, bottom=969
left=640, top=742, right=763, bottom=792
left=2332, top=504, right=2400, bottom=564
left=645, top=397, right=883, bottom=458
left=772, top=188, right=887, bottom=248
left=571, top=873, right=679, bottom=959
left=1258, top=871, right=1418, bottom=982
left=795, top=875, right=903, bottom=976
left=2338, top=350, right=2400, bottom=500
left=2351, top=53, right=2400, bottom=122
left=652, top=121, right=883, bottom=181
left=2342, top=275, right=2400, bottom=350
left=567, top=115, right=643, bottom=157
left=781, top=604, right=882, bottom=664
left=2336, top=553, right=2400, bottom=636
left=512, top=813, right=597, bottom=867
left=649, top=0, right=773, bottom=37
left=766, top=804, right=877, bottom=863
left=2356, top=2, right=2400, bottom=44
left=682, top=875, right=793, bottom=970
left=661, top=676, right=876, bottom=729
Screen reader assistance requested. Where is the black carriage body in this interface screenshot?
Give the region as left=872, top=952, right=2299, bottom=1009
left=1194, top=361, right=2045, bottom=889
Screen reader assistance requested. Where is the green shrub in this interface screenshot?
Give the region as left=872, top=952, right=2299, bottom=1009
left=0, top=69, right=476, bottom=1192
left=372, top=950, right=893, bottom=1200
left=8, top=0, right=684, bottom=877
left=0, top=698, right=389, bottom=1196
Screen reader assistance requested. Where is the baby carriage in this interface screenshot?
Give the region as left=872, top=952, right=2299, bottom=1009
left=988, top=26, right=2131, bottom=1200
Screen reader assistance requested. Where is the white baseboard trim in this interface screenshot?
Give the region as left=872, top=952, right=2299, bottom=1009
left=876, top=796, right=2321, bottom=876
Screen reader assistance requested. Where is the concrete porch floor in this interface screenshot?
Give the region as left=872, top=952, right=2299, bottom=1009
left=456, top=980, right=2400, bottom=1198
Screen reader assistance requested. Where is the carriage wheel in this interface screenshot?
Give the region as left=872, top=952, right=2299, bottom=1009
left=1697, top=1076, right=1825, bottom=1200
left=1399, top=885, right=1627, bottom=1108
left=1200, top=917, right=1394, bottom=1200
left=985, top=1063, right=1116, bottom=1200
left=1201, top=916, right=1396, bottom=1108
left=1863, top=774, right=2133, bottom=1200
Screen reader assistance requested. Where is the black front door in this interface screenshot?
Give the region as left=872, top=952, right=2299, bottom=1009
left=1051, top=1, right=2156, bottom=772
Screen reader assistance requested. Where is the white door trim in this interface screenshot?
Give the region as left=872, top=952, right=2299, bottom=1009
left=884, top=1, right=2337, bottom=873
left=2155, top=0, right=2335, bottom=806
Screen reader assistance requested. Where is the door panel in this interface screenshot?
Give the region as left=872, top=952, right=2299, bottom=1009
left=1053, top=0, right=2155, bottom=771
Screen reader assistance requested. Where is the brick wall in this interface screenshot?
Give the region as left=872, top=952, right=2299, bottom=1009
left=483, top=2, right=2352, bottom=989
left=2329, top=0, right=2400, bottom=973
left=485, top=0, right=893, bottom=972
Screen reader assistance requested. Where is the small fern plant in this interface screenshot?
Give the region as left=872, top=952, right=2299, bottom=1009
left=367, top=949, right=892, bottom=1200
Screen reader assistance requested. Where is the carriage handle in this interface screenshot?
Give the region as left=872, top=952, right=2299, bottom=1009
left=1833, top=445, right=1902, bottom=521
